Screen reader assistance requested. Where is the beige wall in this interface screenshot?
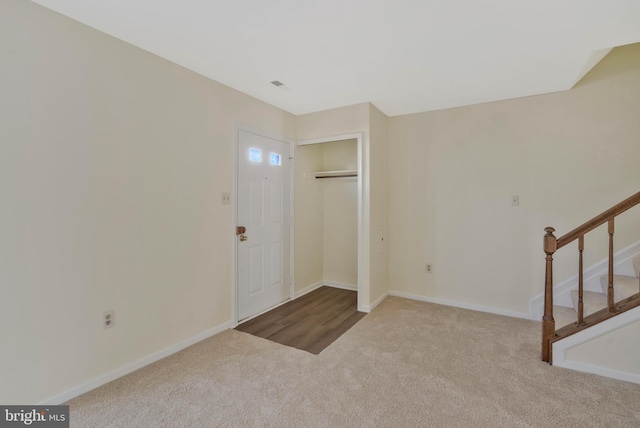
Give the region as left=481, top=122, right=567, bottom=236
left=387, top=43, right=640, bottom=314
left=368, top=104, right=390, bottom=304
left=295, top=103, right=370, bottom=142
left=292, top=143, right=324, bottom=292
left=0, top=0, right=295, bottom=404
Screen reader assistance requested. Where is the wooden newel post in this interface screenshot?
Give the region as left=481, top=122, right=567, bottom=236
left=542, top=227, right=557, bottom=363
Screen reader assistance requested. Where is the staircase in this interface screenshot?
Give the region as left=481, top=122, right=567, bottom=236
left=553, top=256, right=640, bottom=328
left=541, top=190, right=640, bottom=364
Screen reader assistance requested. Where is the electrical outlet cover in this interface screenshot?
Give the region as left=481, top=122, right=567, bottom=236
left=103, top=310, right=115, bottom=329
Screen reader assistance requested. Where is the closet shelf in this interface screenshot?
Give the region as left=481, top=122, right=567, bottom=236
left=314, top=170, right=358, bottom=179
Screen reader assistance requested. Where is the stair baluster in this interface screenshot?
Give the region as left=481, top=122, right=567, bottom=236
left=578, top=235, right=584, bottom=325
left=608, top=219, right=615, bottom=312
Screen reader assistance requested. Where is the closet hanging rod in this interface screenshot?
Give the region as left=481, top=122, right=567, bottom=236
left=314, top=170, right=358, bottom=179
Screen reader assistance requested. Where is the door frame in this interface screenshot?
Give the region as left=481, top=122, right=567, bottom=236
left=232, top=124, right=295, bottom=325
left=296, top=132, right=367, bottom=312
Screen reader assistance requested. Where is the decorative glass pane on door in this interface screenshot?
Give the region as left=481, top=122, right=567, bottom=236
left=249, top=148, right=262, bottom=162
left=270, top=153, right=281, bottom=165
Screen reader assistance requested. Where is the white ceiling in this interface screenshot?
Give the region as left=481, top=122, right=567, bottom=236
left=31, top=0, right=640, bottom=116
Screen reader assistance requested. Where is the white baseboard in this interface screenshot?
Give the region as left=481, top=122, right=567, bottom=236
left=294, top=280, right=358, bottom=299
left=38, top=320, right=234, bottom=405
left=323, top=281, right=357, bottom=291
left=361, top=291, right=388, bottom=313
left=529, top=240, right=640, bottom=320
left=294, top=281, right=325, bottom=298
left=553, top=360, right=640, bottom=385
left=389, top=291, right=531, bottom=320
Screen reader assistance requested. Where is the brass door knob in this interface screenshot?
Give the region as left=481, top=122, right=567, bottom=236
left=239, top=234, right=248, bottom=241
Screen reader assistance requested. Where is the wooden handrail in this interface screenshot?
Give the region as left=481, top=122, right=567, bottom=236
left=541, top=190, right=640, bottom=363
left=556, top=191, right=640, bottom=249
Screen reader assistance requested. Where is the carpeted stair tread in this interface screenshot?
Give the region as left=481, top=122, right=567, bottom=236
left=553, top=305, right=577, bottom=328
left=570, top=290, right=607, bottom=316
left=599, top=274, right=639, bottom=302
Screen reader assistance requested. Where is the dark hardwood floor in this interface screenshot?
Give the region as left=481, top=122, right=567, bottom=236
left=235, top=286, right=366, bottom=354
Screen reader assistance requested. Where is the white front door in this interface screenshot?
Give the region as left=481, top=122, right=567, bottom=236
left=236, top=129, right=291, bottom=321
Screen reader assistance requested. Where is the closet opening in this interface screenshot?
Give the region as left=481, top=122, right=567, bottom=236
left=295, top=133, right=364, bottom=311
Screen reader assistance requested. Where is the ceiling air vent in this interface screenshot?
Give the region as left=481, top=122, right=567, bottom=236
left=270, top=80, right=284, bottom=87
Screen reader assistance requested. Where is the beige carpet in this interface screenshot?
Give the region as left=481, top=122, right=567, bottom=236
left=67, top=297, right=640, bottom=427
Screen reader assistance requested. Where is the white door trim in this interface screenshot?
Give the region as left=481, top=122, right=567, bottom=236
left=297, top=132, right=368, bottom=312
left=233, top=124, right=294, bottom=325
